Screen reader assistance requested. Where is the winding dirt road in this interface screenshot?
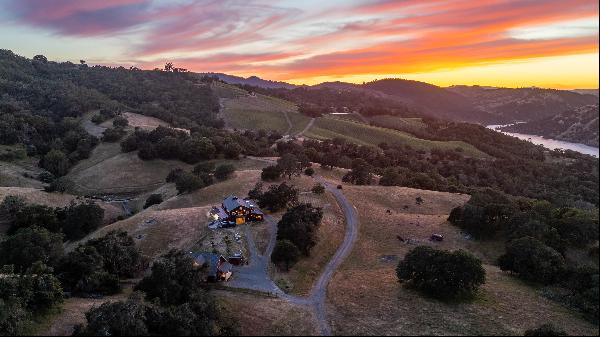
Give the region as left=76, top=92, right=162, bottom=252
left=224, top=176, right=359, bottom=336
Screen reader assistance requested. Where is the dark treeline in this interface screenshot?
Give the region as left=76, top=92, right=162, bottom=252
left=121, top=125, right=281, bottom=164
left=283, top=136, right=599, bottom=207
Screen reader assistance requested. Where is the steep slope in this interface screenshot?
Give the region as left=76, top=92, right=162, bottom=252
left=501, top=104, right=599, bottom=147
left=449, top=85, right=598, bottom=122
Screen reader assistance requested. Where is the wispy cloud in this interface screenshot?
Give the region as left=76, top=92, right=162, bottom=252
left=2, top=0, right=598, bottom=84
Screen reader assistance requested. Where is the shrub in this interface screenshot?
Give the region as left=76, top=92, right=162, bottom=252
left=498, top=237, right=566, bottom=284
left=102, top=127, right=127, bottom=142
left=166, top=168, right=184, bottom=183
left=271, top=240, right=301, bottom=271
left=311, top=183, right=325, bottom=194
left=112, top=116, right=129, bottom=128
left=396, top=246, right=486, bottom=299
left=144, top=194, right=164, bottom=209
left=261, top=165, right=282, bottom=181
left=214, top=164, right=235, bottom=181
left=304, top=167, right=315, bottom=176
left=193, top=162, right=216, bottom=175
left=174, top=172, right=204, bottom=194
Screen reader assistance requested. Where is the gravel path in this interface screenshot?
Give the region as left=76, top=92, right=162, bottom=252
left=223, top=176, right=359, bottom=336
left=296, top=117, right=316, bottom=137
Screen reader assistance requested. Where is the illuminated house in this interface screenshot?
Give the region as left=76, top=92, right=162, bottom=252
left=222, top=195, right=264, bottom=225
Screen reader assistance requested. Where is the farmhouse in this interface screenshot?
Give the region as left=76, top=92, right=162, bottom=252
left=191, top=252, right=233, bottom=282
left=221, top=195, right=264, bottom=224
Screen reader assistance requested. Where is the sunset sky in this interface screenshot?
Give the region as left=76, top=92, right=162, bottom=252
left=1, top=0, right=598, bottom=88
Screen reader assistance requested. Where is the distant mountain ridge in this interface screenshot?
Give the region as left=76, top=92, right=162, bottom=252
left=500, top=104, right=599, bottom=147
left=201, top=72, right=598, bottom=125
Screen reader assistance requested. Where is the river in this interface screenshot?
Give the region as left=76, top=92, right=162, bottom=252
left=487, top=124, right=599, bottom=158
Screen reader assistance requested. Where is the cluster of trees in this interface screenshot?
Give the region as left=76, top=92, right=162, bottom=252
left=260, top=152, right=311, bottom=181
left=249, top=182, right=299, bottom=212
left=167, top=161, right=236, bottom=194
left=449, top=190, right=599, bottom=321
left=272, top=204, right=324, bottom=270
left=57, top=230, right=144, bottom=295
left=3, top=196, right=104, bottom=241
left=122, top=125, right=281, bottom=165
left=396, top=246, right=486, bottom=299
left=75, top=250, right=238, bottom=336
left=0, top=225, right=142, bottom=335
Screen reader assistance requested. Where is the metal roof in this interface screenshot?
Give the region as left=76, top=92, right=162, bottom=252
left=222, top=195, right=246, bottom=212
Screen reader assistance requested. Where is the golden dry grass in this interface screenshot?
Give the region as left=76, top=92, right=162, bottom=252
left=325, top=185, right=598, bottom=336
left=66, top=151, right=192, bottom=195
left=71, top=170, right=268, bottom=257
left=71, top=205, right=211, bottom=258
left=158, top=170, right=262, bottom=210
left=0, top=160, right=45, bottom=189
left=123, top=112, right=168, bottom=130
left=217, top=291, right=319, bottom=336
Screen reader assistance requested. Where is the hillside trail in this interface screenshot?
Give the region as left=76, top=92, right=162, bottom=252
left=282, top=110, right=294, bottom=135
left=296, top=117, right=316, bottom=137
left=224, top=174, right=359, bottom=336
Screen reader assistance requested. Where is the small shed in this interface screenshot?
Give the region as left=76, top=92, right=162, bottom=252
left=191, top=252, right=233, bottom=282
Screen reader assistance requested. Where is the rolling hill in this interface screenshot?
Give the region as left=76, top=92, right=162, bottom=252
left=449, top=85, right=599, bottom=122
left=501, top=104, right=599, bottom=147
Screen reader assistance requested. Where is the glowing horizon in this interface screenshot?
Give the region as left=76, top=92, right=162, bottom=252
left=1, top=0, right=598, bottom=89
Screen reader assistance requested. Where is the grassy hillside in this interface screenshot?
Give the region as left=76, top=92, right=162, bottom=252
left=368, top=115, right=427, bottom=130
left=325, top=183, right=598, bottom=336
left=305, top=115, right=487, bottom=157
left=221, top=92, right=311, bottom=134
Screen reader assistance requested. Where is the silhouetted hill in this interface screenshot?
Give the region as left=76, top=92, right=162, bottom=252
left=359, top=79, right=496, bottom=123
left=201, top=72, right=298, bottom=89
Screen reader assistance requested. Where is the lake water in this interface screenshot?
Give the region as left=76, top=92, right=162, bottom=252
left=487, top=124, right=599, bottom=158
